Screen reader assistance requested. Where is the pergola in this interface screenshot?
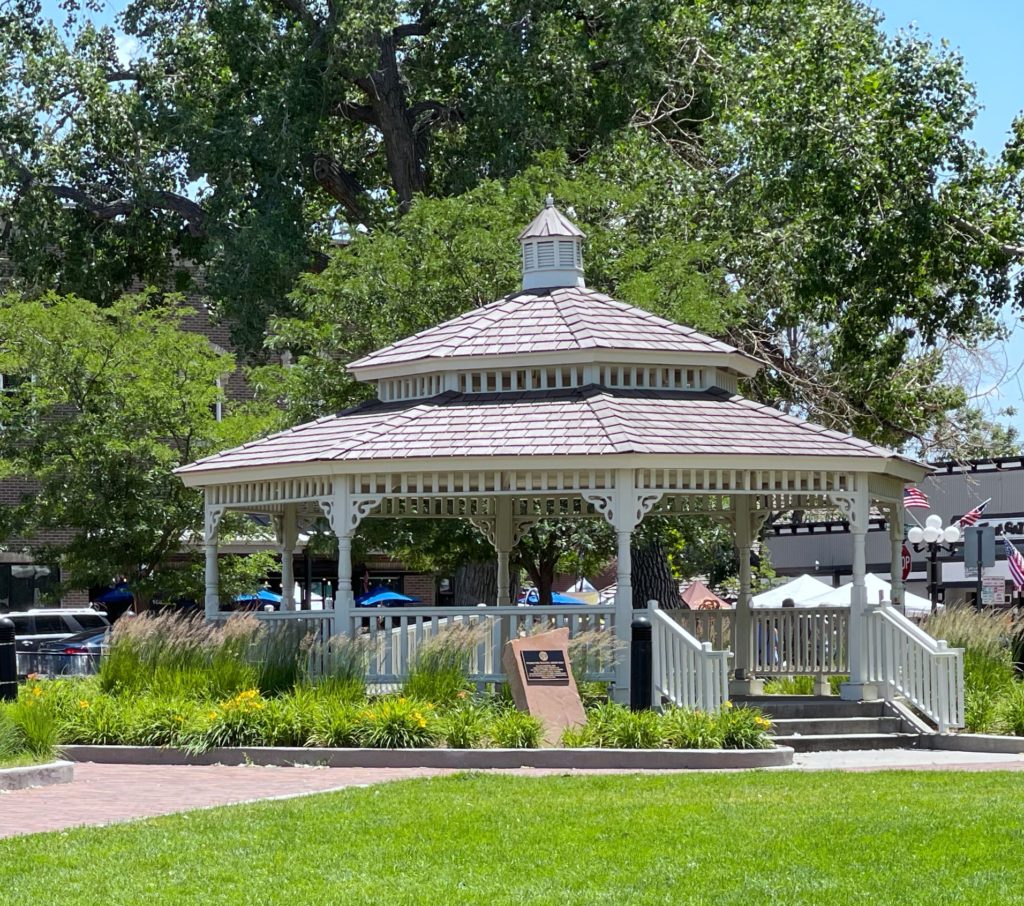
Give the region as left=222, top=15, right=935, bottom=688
left=176, top=196, right=931, bottom=706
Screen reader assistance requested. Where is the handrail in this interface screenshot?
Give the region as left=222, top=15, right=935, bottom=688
left=650, top=603, right=731, bottom=712
left=867, top=605, right=964, bottom=734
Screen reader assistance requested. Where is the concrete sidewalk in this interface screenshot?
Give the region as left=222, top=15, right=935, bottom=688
left=2, top=748, right=1023, bottom=839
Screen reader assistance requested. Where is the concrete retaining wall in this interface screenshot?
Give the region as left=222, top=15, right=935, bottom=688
left=0, top=760, right=74, bottom=791
left=923, top=733, right=1024, bottom=755
left=62, top=745, right=793, bottom=771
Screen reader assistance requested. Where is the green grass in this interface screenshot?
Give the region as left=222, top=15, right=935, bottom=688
left=2, top=772, right=1024, bottom=904
left=0, top=753, right=47, bottom=769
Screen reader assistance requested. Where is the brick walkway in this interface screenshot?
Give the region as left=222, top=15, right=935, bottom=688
left=0, top=763, right=450, bottom=839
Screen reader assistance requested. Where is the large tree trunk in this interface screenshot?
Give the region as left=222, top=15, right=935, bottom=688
left=452, top=560, right=497, bottom=605
left=631, top=537, right=678, bottom=608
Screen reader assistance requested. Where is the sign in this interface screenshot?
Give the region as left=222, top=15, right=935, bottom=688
left=520, top=649, right=570, bottom=685
left=964, top=525, right=996, bottom=577
left=901, top=543, right=912, bottom=581
left=981, top=576, right=1004, bottom=607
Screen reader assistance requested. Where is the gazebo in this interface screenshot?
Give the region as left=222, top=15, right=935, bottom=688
left=176, top=196, right=963, bottom=729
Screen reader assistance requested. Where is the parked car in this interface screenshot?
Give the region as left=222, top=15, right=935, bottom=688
left=37, top=627, right=110, bottom=657
left=3, top=608, right=110, bottom=653
left=29, top=627, right=111, bottom=677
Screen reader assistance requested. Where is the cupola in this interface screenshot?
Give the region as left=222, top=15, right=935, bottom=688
left=518, top=194, right=585, bottom=290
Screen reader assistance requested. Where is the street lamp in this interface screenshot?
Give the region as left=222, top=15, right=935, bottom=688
left=907, top=515, right=962, bottom=612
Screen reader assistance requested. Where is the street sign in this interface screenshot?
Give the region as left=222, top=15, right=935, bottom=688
left=901, top=543, right=912, bottom=581
left=981, top=576, right=1004, bottom=607
left=963, top=525, right=996, bottom=578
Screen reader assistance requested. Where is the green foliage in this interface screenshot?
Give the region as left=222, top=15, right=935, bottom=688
left=5, top=687, right=60, bottom=759
left=996, top=685, right=1024, bottom=737
left=0, top=292, right=275, bottom=599
left=309, top=634, right=372, bottom=700
left=717, top=704, right=775, bottom=750
left=439, top=700, right=492, bottom=750
left=359, top=698, right=439, bottom=750
left=763, top=676, right=817, bottom=696
left=402, top=624, right=484, bottom=705
left=659, top=708, right=725, bottom=750
left=487, top=710, right=543, bottom=749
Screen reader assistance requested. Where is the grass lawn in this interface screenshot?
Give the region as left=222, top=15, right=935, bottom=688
left=0, top=754, right=48, bottom=769
left=2, top=771, right=1023, bottom=905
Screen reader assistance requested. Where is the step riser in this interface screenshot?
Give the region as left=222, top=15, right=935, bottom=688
left=741, top=702, right=888, bottom=720
left=770, top=718, right=902, bottom=736
left=774, top=734, right=920, bottom=753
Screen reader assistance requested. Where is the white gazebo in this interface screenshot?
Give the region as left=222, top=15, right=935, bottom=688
left=176, top=196, right=963, bottom=729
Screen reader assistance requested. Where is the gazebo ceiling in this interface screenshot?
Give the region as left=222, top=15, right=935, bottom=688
left=177, top=385, right=925, bottom=481
left=347, top=286, right=760, bottom=380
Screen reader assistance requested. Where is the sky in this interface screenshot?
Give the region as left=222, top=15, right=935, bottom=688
left=40, top=1, right=1024, bottom=432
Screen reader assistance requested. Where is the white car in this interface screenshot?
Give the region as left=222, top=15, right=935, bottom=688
left=4, top=608, right=111, bottom=654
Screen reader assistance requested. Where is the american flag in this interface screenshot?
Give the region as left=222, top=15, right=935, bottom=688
left=903, top=487, right=930, bottom=509
left=1005, top=537, right=1024, bottom=591
left=956, top=498, right=991, bottom=528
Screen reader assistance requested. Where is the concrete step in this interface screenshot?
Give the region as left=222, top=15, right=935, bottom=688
left=734, top=695, right=888, bottom=720
left=773, top=732, right=921, bottom=753
left=770, top=716, right=903, bottom=736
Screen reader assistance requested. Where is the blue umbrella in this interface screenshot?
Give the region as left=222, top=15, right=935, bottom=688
left=520, top=588, right=586, bottom=606
left=234, top=588, right=283, bottom=605
left=94, top=584, right=134, bottom=605
left=355, top=587, right=417, bottom=607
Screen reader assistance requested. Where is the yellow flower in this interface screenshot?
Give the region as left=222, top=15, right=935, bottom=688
left=418, top=718, right=427, bottom=729
left=723, top=700, right=733, bottom=709
left=32, top=685, right=42, bottom=697
left=208, top=710, right=219, bottom=720
left=78, top=699, right=90, bottom=710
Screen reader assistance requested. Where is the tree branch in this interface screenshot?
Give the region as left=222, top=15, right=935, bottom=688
left=271, top=0, right=318, bottom=32
left=310, top=153, right=368, bottom=221
left=332, top=101, right=378, bottom=125
left=44, top=185, right=207, bottom=237
left=949, top=213, right=1024, bottom=259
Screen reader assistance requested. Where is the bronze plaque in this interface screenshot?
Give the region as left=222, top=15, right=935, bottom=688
left=520, top=649, right=570, bottom=685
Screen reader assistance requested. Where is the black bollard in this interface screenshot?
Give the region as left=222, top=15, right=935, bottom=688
left=0, top=617, right=16, bottom=701
left=630, top=616, right=653, bottom=711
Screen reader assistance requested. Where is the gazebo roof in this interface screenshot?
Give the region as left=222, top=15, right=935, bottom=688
left=178, top=386, right=921, bottom=477
left=348, top=286, right=759, bottom=377
left=517, top=197, right=586, bottom=239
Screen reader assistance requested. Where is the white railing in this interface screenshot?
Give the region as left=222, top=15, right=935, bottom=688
left=650, top=603, right=731, bottom=712
left=750, top=607, right=850, bottom=677
left=670, top=608, right=733, bottom=652
left=867, top=605, right=964, bottom=733
left=350, top=605, right=616, bottom=684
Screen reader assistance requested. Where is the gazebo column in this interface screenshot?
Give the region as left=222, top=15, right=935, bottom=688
left=730, top=496, right=763, bottom=695
left=318, top=480, right=382, bottom=638
left=588, top=471, right=662, bottom=705
left=495, top=496, right=514, bottom=606
left=203, top=493, right=225, bottom=622
left=835, top=483, right=879, bottom=700
left=276, top=504, right=299, bottom=611
left=884, top=503, right=905, bottom=610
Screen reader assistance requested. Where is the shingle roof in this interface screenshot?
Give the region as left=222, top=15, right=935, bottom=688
left=178, top=387, right=910, bottom=474
left=348, top=287, right=753, bottom=372
left=518, top=200, right=585, bottom=239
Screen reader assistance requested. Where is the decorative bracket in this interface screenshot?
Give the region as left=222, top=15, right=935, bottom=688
left=829, top=490, right=868, bottom=534
left=468, top=517, right=497, bottom=549
left=204, top=504, right=226, bottom=541
left=512, top=517, right=539, bottom=547
left=316, top=493, right=383, bottom=536
left=582, top=490, right=663, bottom=532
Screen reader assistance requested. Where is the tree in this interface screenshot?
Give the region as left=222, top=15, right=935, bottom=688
left=0, top=291, right=275, bottom=603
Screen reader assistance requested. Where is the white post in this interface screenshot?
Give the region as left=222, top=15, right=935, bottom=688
left=203, top=496, right=223, bottom=622
left=888, top=504, right=905, bottom=610
left=335, top=532, right=353, bottom=638
left=614, top=525, right=633, bottom=703
left=840, top=483, right=878, bottom=700
left=495, top=496, right=514, bottom=605
left=730, top=496, right=762, bottom=694
left=279, top=504, right=298, bottom=611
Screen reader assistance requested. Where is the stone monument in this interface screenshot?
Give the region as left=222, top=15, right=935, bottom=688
left=501, top=627, right=586, bottom=746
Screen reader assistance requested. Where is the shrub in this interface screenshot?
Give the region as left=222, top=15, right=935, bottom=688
left=660, top=708, right=724, bottom=749
left=359, top=698, right=439, bottom=749
left=309, top=699, right=363, bottom=748
left=181, top=689, right=272, bottom=753
left=718, top=704, right=773, bottom=750
left=488, top=711, right=542, bottom=749
left=402, top=624, right=484, bottom=705
left=997, top=684, right=1024, bottom=737
left=591, top=705, right=663, bottom=749
left=763, top=676, right=816, bottom=695
left=829, top=675, right=848, bottom=696
left=251, top=621, right=315, bottom=696
left=8, top=686, right=59, bottom=758
left=560, top=724, right=597, bottom=747
left=440, top=699, right=492, bottom=749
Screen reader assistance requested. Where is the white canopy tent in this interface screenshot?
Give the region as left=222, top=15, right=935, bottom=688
left=751, top=574, right=832, bottom=608
left=806, top=573, right=932, bottom=616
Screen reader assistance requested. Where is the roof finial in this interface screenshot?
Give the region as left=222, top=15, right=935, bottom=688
left=544, top=193, right=554, bottom=208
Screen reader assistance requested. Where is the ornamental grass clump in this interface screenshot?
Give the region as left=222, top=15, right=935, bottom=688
left=763, top=675, right=816, bottom=695
left=718, top=703, right=774, bottom=750
left=250, top=621, right=314, bottom=695
left=308, top=699, right=363, bottom=748
left=923, top=607, right=1017, bottom=732
left=583, top=703, right=663, bottom=749
left=402, top=623, right=486, bottom=705
left=440, top=697, right=492, bottom=749
left=310, top=633, right=372, bottom=701
left=7, top=684, right=60, bottom=758
left=181, top=689, right=272, bottom=753
left=359, top=698, right=439, bottom=749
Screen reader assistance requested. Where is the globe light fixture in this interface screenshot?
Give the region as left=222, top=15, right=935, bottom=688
left=907, top=514, right=962, bottom=612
